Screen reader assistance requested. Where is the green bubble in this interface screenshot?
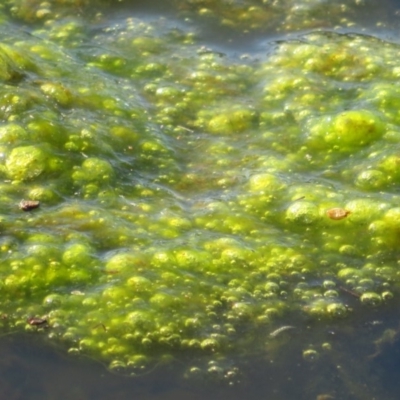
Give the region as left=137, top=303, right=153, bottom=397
left=286, top=201, right=320, bottom=225
left=40, top=82, right=73, bottom=107
left=383, top=207, right=400, bottom=227
left=326, top=302, right=347, bottom=317
left=43, top=293, right=64, bottom=307
left=28, top=186, right=60, bottom=203
left=174, top=249, right=207, bottom=268
left=72, top=157, right=114, bottom=184
left=200, top=338, right=220, bottom=352
left=62, top=243, right=93, bottom=267
left=126, top=354, right=149, bottom=370
left=126, top=276, right=152, bottom=294
left=109, top=360, right=126, bottom=372
left=382, top=291, right=394, bottom=301
left=355, top=170, right=386, bottom=190
left=27, top=243, right=60, bottom=260
left=125, top=311, right=155, bottom=331
left=82, top=297, right=97, bottom=307
left=105, top=253, right=141, bottom=273
left=231, top=302, right=254, bottom=319
left=321, top=342, right=332, bottom=351
left=248, top=173, right=283, bottom=193
left=264, top=282, right=280, bottom=293
left=149, top=293, right=176, bottom=309
left=79, top=338, right=97, bottom=352
left=132, top=37, right=163, bottom=53
left=308, top=110, right=384, bottom=150
left=338, top=267, right=361, bottom=279
left=0, top=124, right=28, bottom=144
left=67, top=347, right=80, bottom=356
left=345, top=198, right=386, bottom=224
left=323, top=280, right=336, bottom=289
left=360, top=292, right=382, bottom=306
left=330, top=110, right=384, bottom=146
left=324, top=290, right=339, bottom=298
left=302, top=348, right=319, bottom=362
left=110, top=126, right=139, bottom=143
left=208, top=109, right=257, bottom=134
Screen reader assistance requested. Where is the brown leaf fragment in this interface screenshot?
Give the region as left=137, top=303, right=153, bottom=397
left=19, top=200, right=40, bottom=211
left=326, top=207, right=350, bottom=220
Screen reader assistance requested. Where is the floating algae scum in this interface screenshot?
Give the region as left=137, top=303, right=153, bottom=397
left=0, top=0, right=400, bottom=397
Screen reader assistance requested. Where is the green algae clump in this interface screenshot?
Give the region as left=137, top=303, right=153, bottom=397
left=0, top=124, right=28, bottom=144
left=72, top=157, right=114, bottom=184
left=0, top=44, right=24, bottom=82
left=308, top=110, right=385, bottom=151
left=208, top=109, right=257, bottom=134
left=248, top=173, right=283, bottom=193
left=286, top=201, right=320, bottom=226
left=6, top=145, right=49, bottom=181
left=105, top=253, right=141, bottom=273
left=40, top=82, right=73, bottom=107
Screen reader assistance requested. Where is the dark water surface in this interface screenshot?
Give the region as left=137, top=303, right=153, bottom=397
left=3, top=304, right=400, bottom=400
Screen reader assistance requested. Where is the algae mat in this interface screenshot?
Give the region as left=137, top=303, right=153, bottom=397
left=0, top=0, right=398, bottom=387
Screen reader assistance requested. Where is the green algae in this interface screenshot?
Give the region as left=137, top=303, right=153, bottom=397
left=3, top=0, right=384, bottom=33
left=6, top=145, right=50, bottom=181
left=0, top=0, right=398, bottom=384
left=174, top=0, right=386, bottom=32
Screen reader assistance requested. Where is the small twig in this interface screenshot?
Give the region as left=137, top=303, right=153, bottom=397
left=270, top=325, right=296, bottom=338
left=339, top=286, right=360, bottom=298
left=93, top=323, right=107, bottom=332
left=176, top=125, right=194, bottom=133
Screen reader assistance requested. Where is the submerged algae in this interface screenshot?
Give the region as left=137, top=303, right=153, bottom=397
left=0, top=0, right=398, bottom=383
left=0, top=0, right=373, bottom=29
left=174, top=0, right=387, bottom=32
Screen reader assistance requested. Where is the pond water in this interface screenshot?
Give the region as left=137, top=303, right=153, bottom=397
left=4, top=305, right=400, bottom=400
left=2, top=0, right=400, bottom=399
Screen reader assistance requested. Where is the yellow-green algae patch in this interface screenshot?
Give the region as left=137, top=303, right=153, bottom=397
left=3, top=0, right=386, bottom=33
left=0, top=1, right=398, bottom=381
left=174, top=0, right=387, bottom=32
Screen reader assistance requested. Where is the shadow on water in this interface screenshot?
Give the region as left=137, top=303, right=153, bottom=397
left=0, top=332, right=214, bottom=400
left=2, top=304, right=400, bottom=400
